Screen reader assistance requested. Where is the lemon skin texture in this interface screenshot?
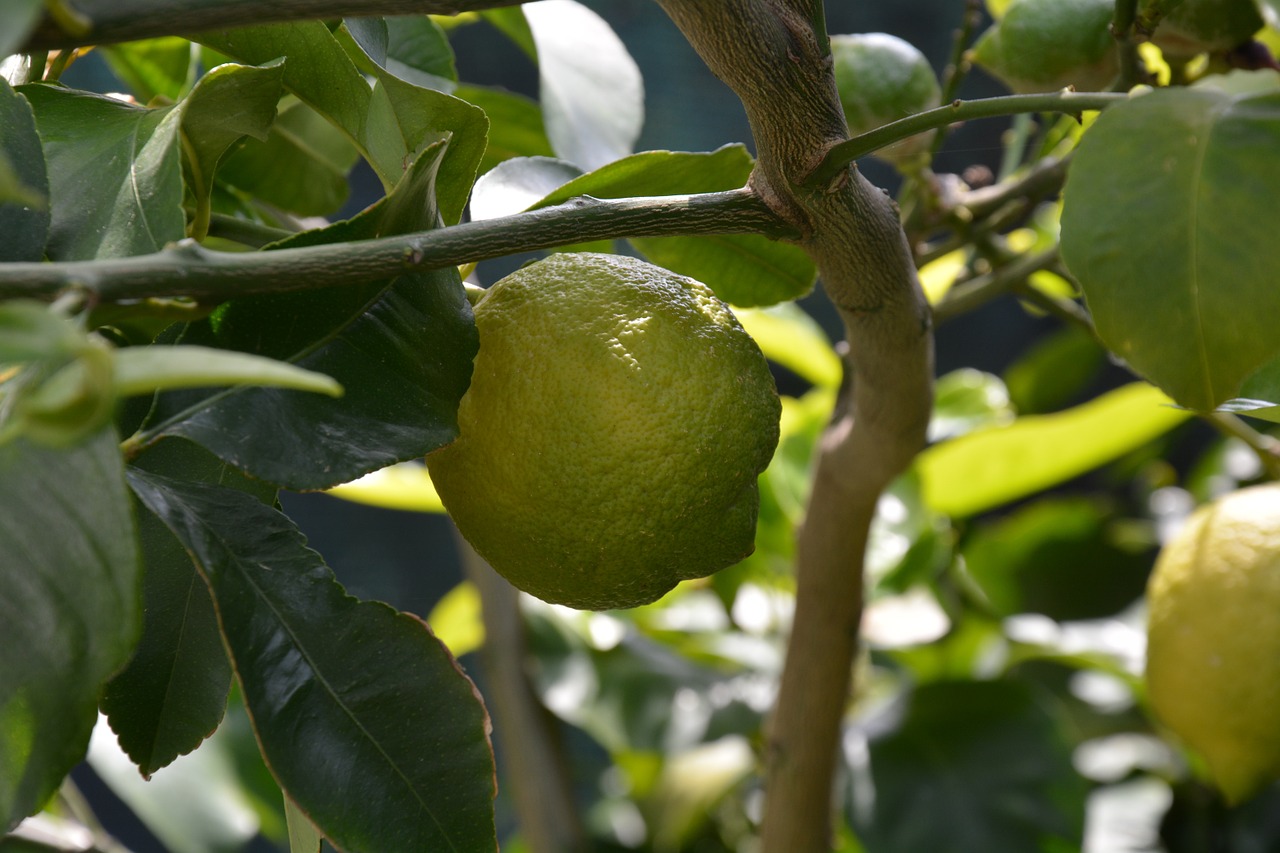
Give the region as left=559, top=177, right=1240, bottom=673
left=1145, top=482, right=1280, bottom=804
left=831, top=33, right=941, bottom=165
left=427, top=253, right=781, bottom=611
left=973, top=0, right=1120, bottom=94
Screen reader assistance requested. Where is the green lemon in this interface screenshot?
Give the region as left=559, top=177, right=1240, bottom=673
left=831, top=33, right=942, bottom=165
left=427, top=253, right=781, bottom=611
left=1145, top=482, right=1280, bottom=804
left=1150, top=0, right=1265, bottom=59
left=973, top=0, right=1120, bottom=93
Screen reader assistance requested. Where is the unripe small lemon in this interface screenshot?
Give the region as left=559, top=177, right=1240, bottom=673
left=427, top=253, right=781, bottom=611
left=831, top=33, right=941, bottom=166
left=973, top=0, right=1120, bottom=93
left=1145, top=482, right=1280, bottom=804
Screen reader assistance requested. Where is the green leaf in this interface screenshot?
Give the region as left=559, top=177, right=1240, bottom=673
left=0, top=81, right=48, bottom=261
left=216, top=97, right=359, bottom=217
left=500, top=145, right=816, bottom=306
left=285, top=796, right=323, bottom=853
left=470, top=155, right=583, bottom=221
left=128, top=470, right=498, bottom=853
left=734, top=302, right=842, bottom=389
left=928, top=368, right=1014, bottom=442
left=1003, top=325, right=1105, bottom=415
left=849, top=680, right=1087, bottom=851
left=0, top=0, right=42, bottom=59
left=522, top=0, right=643, bottom=170
left=1061, top=81, right=1280, bottom=411
left=342, top=16, right=457, bottom=92
left=962, top=498, right=1153, bottom=620
left=20, top=84, right=185, bottom=260
left=114, top=345, right=342, bottom=398
left=481, top=9, right=536, bottom=59
left=101, top=38, right=198, bottom=103
left=916, top=382, right=1192, bottom=517
left=102, top=438, right=278, bottom=777
left=176, top=60, right=285, bottom=238
left=454, top=85, right=554, bottom=175
left=142, top=141, right=477, bottom=490
left=0, top=429, right=140, bottom=831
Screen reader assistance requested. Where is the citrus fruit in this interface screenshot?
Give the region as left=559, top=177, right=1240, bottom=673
left=1145, top=482, right=1280, bottom=804
left=973, top=0, right=1120, bottom=93
left=831, top=33, right=942, bottom=166
left=426, top=253, right=781, bottom=611
left=1149, top=0, right=1265, bottom=60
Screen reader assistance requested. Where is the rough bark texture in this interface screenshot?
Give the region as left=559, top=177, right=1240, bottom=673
left=653, top=1, right=934, bottom=850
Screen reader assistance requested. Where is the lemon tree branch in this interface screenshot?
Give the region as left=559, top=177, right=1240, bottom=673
left=653, top=1, right=933, bottom=850
left=0, top=189, right=794, bottom=304
left=807, top=91, right=1128, bottom=189
left=22, top=0, right=527, bottom=50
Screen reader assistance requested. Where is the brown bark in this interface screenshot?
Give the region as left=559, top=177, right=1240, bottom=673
left=652, top=2, right=934, bottom=850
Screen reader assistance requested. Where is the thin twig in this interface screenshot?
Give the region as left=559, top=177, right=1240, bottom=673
left=931, top=246, right=1062, bottom=324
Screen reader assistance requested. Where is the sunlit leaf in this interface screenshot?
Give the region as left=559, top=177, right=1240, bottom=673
left=101, top=38, right=198, bottom=103
left=426, top=581, right=485, bottom=658
left=1061, top=80, right=1280, bottom=410
left=734, top=303, right=841, bottom=389
left=114, top=345, right=342, bottom=398
left=917, top=383, right=1192, bottom=517
left=325, top=462, right=445, bottom=514
left=523, top=0, right=643, bottom=170
left=928, top=368, right=1014, bottom=442
left=129, top=470, right=498, bottom=853
left=0, top=430, right=140, bottom=831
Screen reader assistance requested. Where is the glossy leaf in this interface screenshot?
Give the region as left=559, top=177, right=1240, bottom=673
left=21, top=84, right=184, bottom=260
left=101, top=38, right=198, bottom=103
left=917, top=383, right=1192, bottom=517
left=0, top=430, right=140, bottom=831
left=0, top=0, right=42, bottom=58
left=143, top=140, right=477, bottom=490
left=523, top=0, right=644, bottom=170
left=1061, top=82, right=1280, bottom=410
left=0, top=81, right=48, bottom=262
left=343, top=16, right=457, bottom=92
left=177, top=60, right=285, bottom=236
left=849, top=680, right=1087, bottom=851
left=128, top=470, right=498, bottom=853
left=469, top=155, right=582, bottom=221
left=102, top=439, right=277, bottom=777
left=455, top=84, right=554, bottom=174
left=217, top=98, right=359, bottom=217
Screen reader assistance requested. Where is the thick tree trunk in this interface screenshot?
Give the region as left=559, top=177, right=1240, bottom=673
left=652, top=2, right=934, bottom=849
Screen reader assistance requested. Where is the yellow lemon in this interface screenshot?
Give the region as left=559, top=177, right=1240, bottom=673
left=427, top=253, right=781, bottom=610
left=1146, top=482, right=1280, bottom=803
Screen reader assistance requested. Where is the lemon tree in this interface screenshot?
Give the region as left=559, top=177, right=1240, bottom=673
left=7, top=1, right=1280, bottom=852
left=427, top=253, right=780, bottom=610
left=1146, top=482, right=1280, bottom=804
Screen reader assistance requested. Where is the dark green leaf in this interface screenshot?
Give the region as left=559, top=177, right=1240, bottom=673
left=849, top=680, right=1087, bottom=851
left=343, top=16, right=457, bottom=91
left=1003, top=325, right=1105, bottom=415
left=455, top=85, right=554, bottom=175
left=217, top=98, right=358, bottom=217
left=101, top=38, right=198, bottom=103
left=0, top=81, right=48, bottom=261
left=522, top=0, right=643, bottom=170
left=0, top=0, right=42, bottom=59
left=1061, top=81, right=1280, bottom=410
left=143, top=141, right=476, bottom=490
left=177, top=60, right=285, bottom=236
left=102, top=439, right=277, bottom=777
left=21, top=84, right=184, bottom=260
left=128, top=470, right=497, bottom=853
left=962, top=498, right=1153, bottom=620
left=0, top=430, right=140, bottom=830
